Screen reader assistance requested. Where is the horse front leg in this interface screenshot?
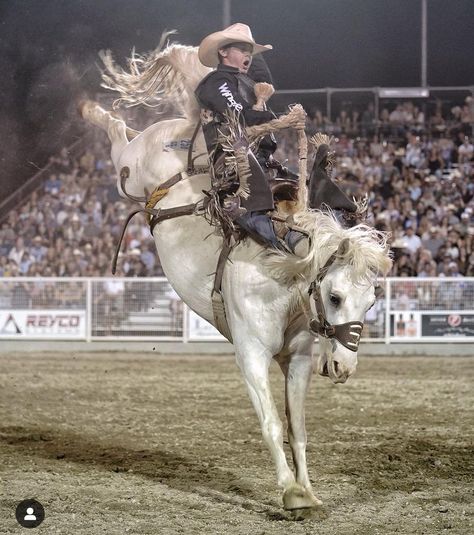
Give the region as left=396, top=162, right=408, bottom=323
left=234, top=346, right=296, bottom=496
left=276, top=329, right=323, bottom=510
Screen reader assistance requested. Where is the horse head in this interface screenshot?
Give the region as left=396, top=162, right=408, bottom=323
left=308, top=237, right=379, bottom=383
left=264, top=211, right=392, bottom=385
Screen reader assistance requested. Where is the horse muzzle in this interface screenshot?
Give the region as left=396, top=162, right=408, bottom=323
left=317, top=353, right=355, bottom=384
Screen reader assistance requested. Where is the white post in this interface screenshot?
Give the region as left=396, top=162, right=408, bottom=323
left=385, top=278, right=391, bottom=344
left=86, top=278, right=92, bottom=342
left=421, top=0, right=428, bottom=87
left=326, top=88, right=331, bottom=121
left=223, top=0, right=231, bottom=28
left=182, top=304, right=189, bottom=343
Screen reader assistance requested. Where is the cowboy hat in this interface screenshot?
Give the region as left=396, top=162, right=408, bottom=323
left=198, top=23, right=272, bottom=68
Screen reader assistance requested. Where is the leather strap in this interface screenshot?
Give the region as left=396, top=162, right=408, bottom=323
left=159, top=172, right=185, bottom=190
left=211, top=239, right=234, bottom=343
left=316, top=252, right=338, bottom=282
left=149, top=203, right=197, bottom=235
left=187, top=121, right=203, bottom=174
left=111, top=203, right=198, bottom=274
left=270, top=214, right=311, bottom=238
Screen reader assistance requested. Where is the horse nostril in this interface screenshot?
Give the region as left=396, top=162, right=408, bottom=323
left=322, top=362, right=329, bottom=376
left=333, top=360, right=340, bottom=376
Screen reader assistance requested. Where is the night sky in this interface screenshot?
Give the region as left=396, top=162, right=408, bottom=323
left=1, top=0, right=473, bottom=198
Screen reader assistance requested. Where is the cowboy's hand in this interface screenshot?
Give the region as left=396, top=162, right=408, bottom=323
left=253, top=83, right=275, bottom=110
left=284, top=105, right=307, bottom=130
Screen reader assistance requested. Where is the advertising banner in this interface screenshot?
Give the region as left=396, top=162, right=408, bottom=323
left=187, top=310, right=226, bottom=341
left=421, top=312, right=474, bottom=337
left=390, top=310, right=474, bottom=339
left=390, top=311, right=420, bottom=338
left=0, top=310, right=86, bottom=339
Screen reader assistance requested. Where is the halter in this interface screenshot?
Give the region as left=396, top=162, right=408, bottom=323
left=308, top=252, right=363, bottom=352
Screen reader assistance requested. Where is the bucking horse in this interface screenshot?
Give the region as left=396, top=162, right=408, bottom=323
left=80, top=38, right=392, bottom=514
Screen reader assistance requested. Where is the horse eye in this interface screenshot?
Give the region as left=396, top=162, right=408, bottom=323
left=329, top=293, right=341, bottom=307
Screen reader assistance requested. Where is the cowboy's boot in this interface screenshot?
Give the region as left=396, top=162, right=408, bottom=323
left=284, top=229, right=311, bottom=257
left=237, top=212, right=311, bottom=257
left=273, top=219, right=311, bottom=257
left=308, top=144, right=357, bottom=213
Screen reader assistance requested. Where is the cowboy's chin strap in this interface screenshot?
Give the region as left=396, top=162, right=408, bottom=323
left=308, top=253, right=363, bottom=352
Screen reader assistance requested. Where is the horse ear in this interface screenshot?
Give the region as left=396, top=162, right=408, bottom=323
left=336, top=237, right=350, bottom=258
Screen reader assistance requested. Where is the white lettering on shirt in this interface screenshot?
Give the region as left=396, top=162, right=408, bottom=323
left=218, top=82, right=243, bottom=112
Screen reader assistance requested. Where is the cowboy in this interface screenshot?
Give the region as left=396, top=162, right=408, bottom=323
left=195, top=23, right=310, bottom=256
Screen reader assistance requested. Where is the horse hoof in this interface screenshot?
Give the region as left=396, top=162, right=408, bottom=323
left=282, top=483, right=323, bottom=510
left=79, top=100, right=110, bottom=127
left=78, top=99, right=96, bottom=119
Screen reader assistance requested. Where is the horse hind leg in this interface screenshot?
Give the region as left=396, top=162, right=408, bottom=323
left=79, top=100, right=129, bottom=163
left=80, top=100, right=113, bottom=132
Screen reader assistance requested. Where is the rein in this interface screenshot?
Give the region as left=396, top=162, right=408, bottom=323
left=308, top=252, right=363, bottom=352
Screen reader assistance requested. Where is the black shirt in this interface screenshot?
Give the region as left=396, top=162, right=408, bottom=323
left=195, top=64, right=274, bottom=126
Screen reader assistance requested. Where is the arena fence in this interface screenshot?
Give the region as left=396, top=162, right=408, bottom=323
left=0, top=277, right=473, bottom=343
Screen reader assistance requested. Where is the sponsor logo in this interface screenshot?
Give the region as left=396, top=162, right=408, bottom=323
left=1, top=313, right=21, bottom=335
left=447, top=314, right=462, bottom=327
left=218, top=82, right=243, bottom=112
left=0, top=310, right=86, bottom=338
left=26, top=315, right=81, bottom=328
left=163, top=139, right=192, bottom=152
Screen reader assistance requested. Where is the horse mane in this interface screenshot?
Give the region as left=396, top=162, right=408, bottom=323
left=99, top=31, right=211, bottom=122
left=264, top=210, right=393, bottom=286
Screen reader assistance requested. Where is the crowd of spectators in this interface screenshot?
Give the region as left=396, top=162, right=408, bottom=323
left=276, top=98, right=474, bottom=278
left=304, top=97, right=474, bottom=140
left=0, top=141, right=164, bottom=278
left=0, top=97, right=473, bottom=279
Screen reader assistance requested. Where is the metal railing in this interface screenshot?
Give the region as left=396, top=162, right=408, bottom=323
left=1, top=277, right=473, bottom=343
left=274, top=85, right=474, bottom=123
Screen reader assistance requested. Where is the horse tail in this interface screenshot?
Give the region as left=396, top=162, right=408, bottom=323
left=99, top=31, right=211, bottom=123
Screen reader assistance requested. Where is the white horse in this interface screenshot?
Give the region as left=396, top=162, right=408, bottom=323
left=81, top=42, right=392, bottom=512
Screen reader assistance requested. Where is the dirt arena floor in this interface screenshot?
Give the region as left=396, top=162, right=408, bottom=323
left=0, top=352, right=472, bottom=534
